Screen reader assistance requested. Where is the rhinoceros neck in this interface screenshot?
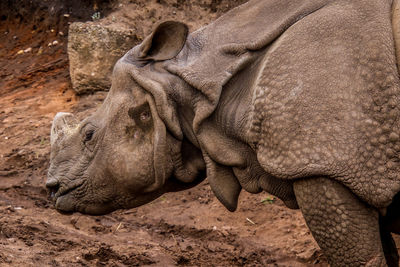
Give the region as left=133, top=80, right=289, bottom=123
left=211, top=52, right=266, bottom=143
left=169, top=49, right=266, bottom=149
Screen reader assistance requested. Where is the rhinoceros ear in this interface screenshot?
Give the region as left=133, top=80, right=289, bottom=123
left=138, top=21, right=188, bottom=61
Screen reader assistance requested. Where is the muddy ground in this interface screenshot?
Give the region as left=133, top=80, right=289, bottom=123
left=1, top=1, right=398, bottom=266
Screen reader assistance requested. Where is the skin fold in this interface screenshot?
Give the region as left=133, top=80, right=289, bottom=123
left=47, top=0, right=400, bottom=265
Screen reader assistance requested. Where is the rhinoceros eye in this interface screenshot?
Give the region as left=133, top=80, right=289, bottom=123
left=128, top=103, right=153, bottom=130
left=84, top=129, right=95, bottom=142
left=140, top=111, right=151, bottom=122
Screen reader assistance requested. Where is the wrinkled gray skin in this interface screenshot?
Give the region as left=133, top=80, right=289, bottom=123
left=48, top=0, right=400, bottom=266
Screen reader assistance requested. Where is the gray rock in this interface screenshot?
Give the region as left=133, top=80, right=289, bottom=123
left=68, top=22, right=140, bottom=94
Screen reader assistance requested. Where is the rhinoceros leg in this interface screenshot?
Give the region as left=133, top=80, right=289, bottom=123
left=380, top=222, right=399, bottom=267
left=293, top=177, right=387, bottom=267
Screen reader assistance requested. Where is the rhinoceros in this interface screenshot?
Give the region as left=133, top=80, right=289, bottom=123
left=47, top=0, right=400, bottom=265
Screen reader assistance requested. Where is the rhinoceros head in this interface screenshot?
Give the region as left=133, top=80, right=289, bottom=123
left=47, top=21, right=205, bottom=215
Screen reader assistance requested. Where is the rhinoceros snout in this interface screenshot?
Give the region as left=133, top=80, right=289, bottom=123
left=50, top=112, right=79, bottom=145
left=46, top=175, right=60, bottom=199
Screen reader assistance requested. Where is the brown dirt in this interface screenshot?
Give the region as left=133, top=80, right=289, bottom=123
left=1, top=1, right=397, bottom=266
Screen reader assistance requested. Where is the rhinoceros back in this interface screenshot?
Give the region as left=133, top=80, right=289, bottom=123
left=249, top=0, right=400, bottom=209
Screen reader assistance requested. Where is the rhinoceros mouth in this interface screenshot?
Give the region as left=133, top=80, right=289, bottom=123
left=52, top=180, right=84, bottom=200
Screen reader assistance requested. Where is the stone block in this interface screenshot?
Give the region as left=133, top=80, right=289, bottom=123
left=68, top=22, right=140, bottom=94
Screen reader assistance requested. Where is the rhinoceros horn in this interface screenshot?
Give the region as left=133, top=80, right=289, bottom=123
left=50, top=112, right=79, bottom=146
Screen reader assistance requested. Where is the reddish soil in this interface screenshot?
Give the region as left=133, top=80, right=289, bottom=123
left=0, top=52, right=326, bottom=265
left=1, top=1, right=395, bottom=266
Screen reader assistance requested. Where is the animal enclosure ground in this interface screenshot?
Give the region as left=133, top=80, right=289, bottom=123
left=1, top=1, right=399, bottom=266
left=0, top=74, right=327, bottom=266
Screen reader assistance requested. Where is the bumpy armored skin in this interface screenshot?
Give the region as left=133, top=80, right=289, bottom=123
left=47, top=0, right=400, bottom=266
left=249, top=0, right=400, bottom=209
left=294, top=178, right=386, bottom=266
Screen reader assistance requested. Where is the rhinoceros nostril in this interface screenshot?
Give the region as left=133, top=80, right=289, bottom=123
left=46, top=178, right=60, bottom=199
left=46, top=178, right=59, bottom=188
